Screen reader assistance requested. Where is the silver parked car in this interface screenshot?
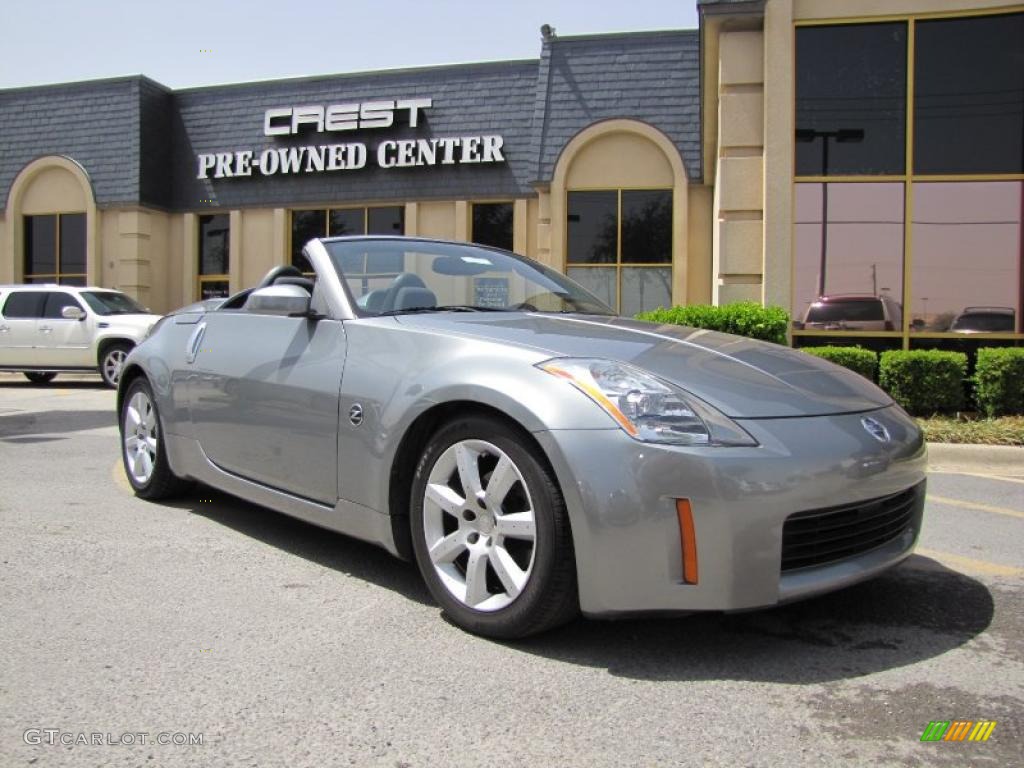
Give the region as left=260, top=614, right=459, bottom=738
left=117, top=237, right=927, bottom=638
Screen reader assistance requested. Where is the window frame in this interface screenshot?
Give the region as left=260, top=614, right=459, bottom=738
left=563, top=186, right=674, bottom=315
left=197, top=213, right=231, bottom=301
left=23, top=212, right=87, bottom=285
left=793, top=7, right=1024, bottom=347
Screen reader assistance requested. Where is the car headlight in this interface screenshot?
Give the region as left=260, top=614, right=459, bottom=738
left=538, top=358, right=757, bottom=446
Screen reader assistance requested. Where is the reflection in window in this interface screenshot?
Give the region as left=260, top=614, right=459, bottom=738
left=24, top=213, right=86, bottom=284
left=795, top=23, right=907, bottom=176
left=910, top=182, right=1022, bottom=334
left=794, top=183, right=904, bottom=330
left=568, top=192, right=617, bottom=264
left=567, top=189, right=673, bottom=313
left=621, top=191, right=672, bottom=264
left=471, top=203, right=514, bottom=251
left=914, top=13, right=1024, bottom=175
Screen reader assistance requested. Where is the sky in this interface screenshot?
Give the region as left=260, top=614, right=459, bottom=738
left=0, top=0, right=700, bottom=90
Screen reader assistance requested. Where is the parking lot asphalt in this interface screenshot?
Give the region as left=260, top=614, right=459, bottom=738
left=1, top=373, right=1021, bottom=768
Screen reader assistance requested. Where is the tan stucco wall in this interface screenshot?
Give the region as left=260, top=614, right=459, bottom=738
left=763, top=0, right=795, bottom=311
left=19, top=166, right=88, bottom=214
left=712, top=29, right=766, bottom=305
left=687, top=186, right=713, bottom=305
left=416, top=201, right=457, bottom=240
left=0, top=216, right=7, bottom=284
left=237, top=209, right=278, bottom=290
left=564, top=132, right=675, bottom=188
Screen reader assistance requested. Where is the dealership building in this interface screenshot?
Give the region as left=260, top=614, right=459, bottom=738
left=1, top=0, right=1021, bottom=349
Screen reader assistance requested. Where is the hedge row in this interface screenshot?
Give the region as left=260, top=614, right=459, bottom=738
left=801, top=346, right=878, bottom=381
left=635, top=302, right=789, bottom=345
left=799, top=345, right=1024, bottom=417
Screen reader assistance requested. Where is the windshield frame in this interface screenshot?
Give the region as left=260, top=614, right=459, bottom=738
left=320, top=236, right=617, bottom=319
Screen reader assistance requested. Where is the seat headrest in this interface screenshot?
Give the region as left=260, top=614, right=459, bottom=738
left=393, top=287, right=437, bottom=311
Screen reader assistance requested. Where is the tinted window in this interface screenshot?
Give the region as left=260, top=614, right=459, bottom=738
left=914, top=13, right=1024, bottom=174
left=59, top=213, right=87, bottom=274
left=24, top=215, right=57, bottom=276
left=366, top=206, right=404, bottom=235
left=950, top=311, right=1016, bottom=332
left=472, top=203, right=514, bottom=251
left=567, top=191, right=617, bottom=264
left=796, top=23, right=907, bottom=175
left=199, top=214, right=230, bottom=275
left=291, top=210, right=326, bottom=273
left=910, top=182, right=1021, bottom=333
left=42, top=292, right=83, bottom=319
left=329, top=208, right=363, bottom=237
left=80, top=291, right=148, bottom=315
left=2, top=291, right=45, bottom=318
left=794, top=183, right=905, bottom=326
left=621, top=190, right=672, bottom=264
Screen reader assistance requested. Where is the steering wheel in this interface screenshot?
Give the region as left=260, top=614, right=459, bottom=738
left=256, top=264, right=304, bottom=289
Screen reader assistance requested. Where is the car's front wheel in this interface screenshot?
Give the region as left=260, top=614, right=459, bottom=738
left=24, top=372, right=57, bottom=385
left=120, top=377, right=189, bottom=499
left=410, top=415, right=578, bottom=639
left=100, top=342, right=132, bottom=388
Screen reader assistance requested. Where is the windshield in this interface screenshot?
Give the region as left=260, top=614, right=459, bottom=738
left=322, top=239, right=615, bottom=316
left=805, top=299, right=885, bottom=323
left=81, top=291, right=149, bottom=316
left=951, top=312, right=1015, bottom=332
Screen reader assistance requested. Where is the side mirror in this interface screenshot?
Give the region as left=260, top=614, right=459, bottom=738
left=62, top=306, right=86, bottom=321
left=242, top=284, right=312, bottom=317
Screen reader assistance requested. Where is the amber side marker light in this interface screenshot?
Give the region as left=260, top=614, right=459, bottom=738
left=676, top=499, right=699, bottom=585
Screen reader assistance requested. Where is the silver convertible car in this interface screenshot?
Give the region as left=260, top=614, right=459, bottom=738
left=118, top=236, right=927, bottom=638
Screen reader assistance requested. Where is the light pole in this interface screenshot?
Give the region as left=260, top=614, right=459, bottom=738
left=796, top=128, right=865, bottom=297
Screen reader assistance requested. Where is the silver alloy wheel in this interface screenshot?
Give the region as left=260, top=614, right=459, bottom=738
left=423, top=439, right=537, bottom=612
left=103, top=348, right=127, bottom=386
left=123, top=390, right=158, bottom=485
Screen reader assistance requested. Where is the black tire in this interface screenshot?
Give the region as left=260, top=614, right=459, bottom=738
left=99, top=342, right=133, bottom=388
left=410, top=415, right=578, bottom=639
left=119, top=377, right=190, bottom=500
left=24, top=372, right=57, bottom=384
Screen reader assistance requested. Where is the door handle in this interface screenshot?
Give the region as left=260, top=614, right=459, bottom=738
left=39, top=326, right=53, bottom=333
left=186, top=322, right=207, bottom=364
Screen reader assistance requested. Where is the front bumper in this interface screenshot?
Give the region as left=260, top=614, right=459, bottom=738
left=534, top=404, right=927, bottom=617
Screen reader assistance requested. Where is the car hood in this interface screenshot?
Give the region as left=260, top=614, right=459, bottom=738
left=396, top=313, right=892, bottom=418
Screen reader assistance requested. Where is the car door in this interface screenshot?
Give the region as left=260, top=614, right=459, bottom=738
left=0, top=291, right=45, bottom=367
left=34, top=291, right=94, bottom=367
left=187, top=310, right=346, bottom=505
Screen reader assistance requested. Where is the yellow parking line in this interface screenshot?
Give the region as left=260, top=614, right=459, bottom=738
left=927, top=494, right=1024, bottom=520
left=932, top=471, right=1024, bottom=486
left=916, top=548, right=1024, bottom=578
left=111, top=458, right=132, bottom=493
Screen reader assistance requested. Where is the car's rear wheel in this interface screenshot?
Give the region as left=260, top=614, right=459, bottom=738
left=100, top=342, right=132, bottom=388
left=410, top=415, right=578, bottom=639
left=24, top=372, right=57, bottom=384
left=120, top=377, right=189, bottom=499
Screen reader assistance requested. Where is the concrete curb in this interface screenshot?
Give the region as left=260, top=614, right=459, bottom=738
left=927, top=442, right=1024, bottom=477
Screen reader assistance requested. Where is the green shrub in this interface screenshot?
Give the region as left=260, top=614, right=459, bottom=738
left=878, top=350, right=967, bottom=415
left=800, top=346, right=878, bottom=381
left=636, top=302, right=789, bottom=345
left=973, top=347, right=1024, bottom=417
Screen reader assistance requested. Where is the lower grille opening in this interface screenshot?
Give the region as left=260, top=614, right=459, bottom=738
left=781, top=482, right=924, bottom=572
